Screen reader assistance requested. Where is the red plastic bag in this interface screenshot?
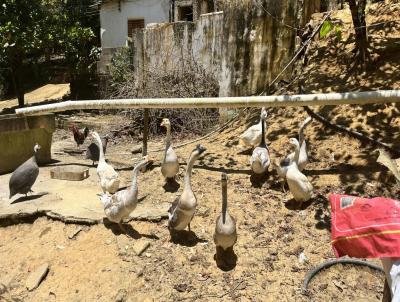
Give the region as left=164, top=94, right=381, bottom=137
left=330, top=194, right=400, bottom=258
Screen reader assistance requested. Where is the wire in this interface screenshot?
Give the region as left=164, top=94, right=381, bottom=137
left=255, top=2, right=302, bottom=31
left=262, top=11, right=333, bottom=94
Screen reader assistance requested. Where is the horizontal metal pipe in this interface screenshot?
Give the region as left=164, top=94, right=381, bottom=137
left=15, top=90, right=400, bottom=115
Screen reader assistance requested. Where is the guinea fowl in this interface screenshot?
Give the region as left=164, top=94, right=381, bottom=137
left=99, top=156, right=149, bottom=234
left=286, top=116, right=312, bottom=171
left=214, top=173, right=237, bottom=253
left=70, top=124, right=89, bottom=148
left=9, top=143, right=41, bottom=199
left=160, top=118, right=179, bottom=180
left=168, top=145, right=207, bottom=235
left=86, top=135, right=109, bottom=166
left=250, top=110, right=270, bottom=174
left=285, top=138, right=313, bottom=207
left=92, top=131, right=120, bottom=194
left=239, top=107, right=267, bottom=148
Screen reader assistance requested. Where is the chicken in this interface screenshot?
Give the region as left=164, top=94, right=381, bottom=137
left=69, top=124, right=89, bottom=148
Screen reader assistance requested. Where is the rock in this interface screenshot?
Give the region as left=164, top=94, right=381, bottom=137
left=132, top=241, right=150, bottom=256
left=135, top=266, right=144, bottom=277
left=0, top=282, right=6, bottom=295
left=174, top=283, right=188, bottom=292
left=117, top=236, right=131, bottom=255
left=115, top=289, right=127, bottom=302
left=26, top=263, right=49, bottom=291
left=129, top=202, right=170, bottom=222
left=68, top=227, right=82, bottom=239
left=298, top=252, right=308, bottom=264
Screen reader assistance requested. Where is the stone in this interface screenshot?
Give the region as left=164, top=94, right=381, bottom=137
left=68, top=227, right=82, bottom=239
left=26, top=263, right=49, bottom=291
left=132, top=241, right=150, bottom=256
left=298, top=252, right=308, bottom=264
left=115, top=289, right=127, bottom=302
left=116, top=237, right=131, bottom=255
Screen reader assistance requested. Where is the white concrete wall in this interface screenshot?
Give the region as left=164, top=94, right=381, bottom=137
left=100, top=0, right=170, bottom=49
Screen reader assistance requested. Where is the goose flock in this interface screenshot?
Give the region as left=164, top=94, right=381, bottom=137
left=8, top=110, right=314, bottom=263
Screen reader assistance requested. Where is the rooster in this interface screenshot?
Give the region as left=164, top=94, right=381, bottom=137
left=69, top=124, right=89, bottom=148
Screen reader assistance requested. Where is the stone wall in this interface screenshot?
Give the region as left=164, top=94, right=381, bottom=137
left=131, top=0, right=320, bottom=97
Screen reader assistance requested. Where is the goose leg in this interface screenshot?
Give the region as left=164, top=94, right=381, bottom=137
left=281, top=181, right=286, bottom=193
left=188, top=223, right=191, bottom=232
left=118, top=222, right=128, bottom=235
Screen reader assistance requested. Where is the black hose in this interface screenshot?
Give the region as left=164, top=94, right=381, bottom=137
left=303, top=258, right=384, bottom=291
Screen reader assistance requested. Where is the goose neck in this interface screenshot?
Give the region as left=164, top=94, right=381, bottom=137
left=293, top=142, right=300, bottom=163
left=221, top=181, right=228, bottom=224
left=96, top=135, right=105, bottom=162
left=260, top=117, right=266, bottom=147
left=132, top=160, right=147, bottom=184
left=165, top=126, right=172, bottom=152
left=184, top=152, right=197, bottom=190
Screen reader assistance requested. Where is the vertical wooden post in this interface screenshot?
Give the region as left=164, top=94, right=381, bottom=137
left=142, top=108, right=149, bottom=156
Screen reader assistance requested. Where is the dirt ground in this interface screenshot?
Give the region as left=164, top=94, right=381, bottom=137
left=0, top=84, right=70, bottom=111
left=1, top=2, right=400, bottom=302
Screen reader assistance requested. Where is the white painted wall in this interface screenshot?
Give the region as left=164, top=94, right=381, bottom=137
left=100, top=0, right=170, bottom=49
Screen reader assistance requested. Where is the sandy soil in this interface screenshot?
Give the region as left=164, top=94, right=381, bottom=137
left=0, top=84, right=70, bottom=111
left=1, top=2, right=400, bottom=302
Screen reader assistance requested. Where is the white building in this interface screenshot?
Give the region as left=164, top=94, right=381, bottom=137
left=98, top=0, right=170, bottom=73
left=100, top=0, right=170, bottom=49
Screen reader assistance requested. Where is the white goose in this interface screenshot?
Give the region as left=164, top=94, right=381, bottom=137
left=160, top=118, right=179, bottom=180
left=92, top=131, right=120, bottom=194
left=286, top=116, right=312, bottom=171
left=239, top=108, right=267, bottom=148
left=286, top=138, right=313, bottom=207
left=168, top=145, right=207, bottom=234
left=99, top=157, right=149, bottom=234
left=250, top=109, right=270, bottom=174
left=272, top=116, right=312, bottom=191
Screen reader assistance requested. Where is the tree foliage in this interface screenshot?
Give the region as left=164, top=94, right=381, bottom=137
left=0, top=0, right=99, bottom=106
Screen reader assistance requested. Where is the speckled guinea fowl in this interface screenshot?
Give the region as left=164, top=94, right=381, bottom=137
left=168, top=145, right=207, bottom=234
left=9, top=143, right=41, bottom=199
left=99, top=156, right=149, bottom=234
left=250, top=109, right=270, bottom=174
left=86, top=136, right=109, bottom=166
left=214, top=173, right=237, bottom=251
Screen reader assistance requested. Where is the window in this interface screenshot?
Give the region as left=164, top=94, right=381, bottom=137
left=178, top=6, right=193, bottom=21
left=127, top=19, right=145, bottom=37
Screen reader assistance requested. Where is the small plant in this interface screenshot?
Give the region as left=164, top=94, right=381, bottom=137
left=320, top=20, right=343, bottom=41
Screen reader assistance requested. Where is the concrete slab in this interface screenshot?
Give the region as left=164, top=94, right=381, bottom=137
left=0, top=161, right=169, bottom=225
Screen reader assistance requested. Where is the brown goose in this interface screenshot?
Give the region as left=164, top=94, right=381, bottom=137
left=9, top=143, right=41, bottom=199
left=168, top=145, right=206, bottom=234
left=214, top=173, right=237, bottom=252
left=160, top=118, right=179, bottom=180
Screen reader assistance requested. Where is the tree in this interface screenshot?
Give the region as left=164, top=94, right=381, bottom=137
left=346, top=0, right=369, bottom=67
left=0, top=0, right=98, bottom=107
left=0, top=0, right=47, bottom=107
